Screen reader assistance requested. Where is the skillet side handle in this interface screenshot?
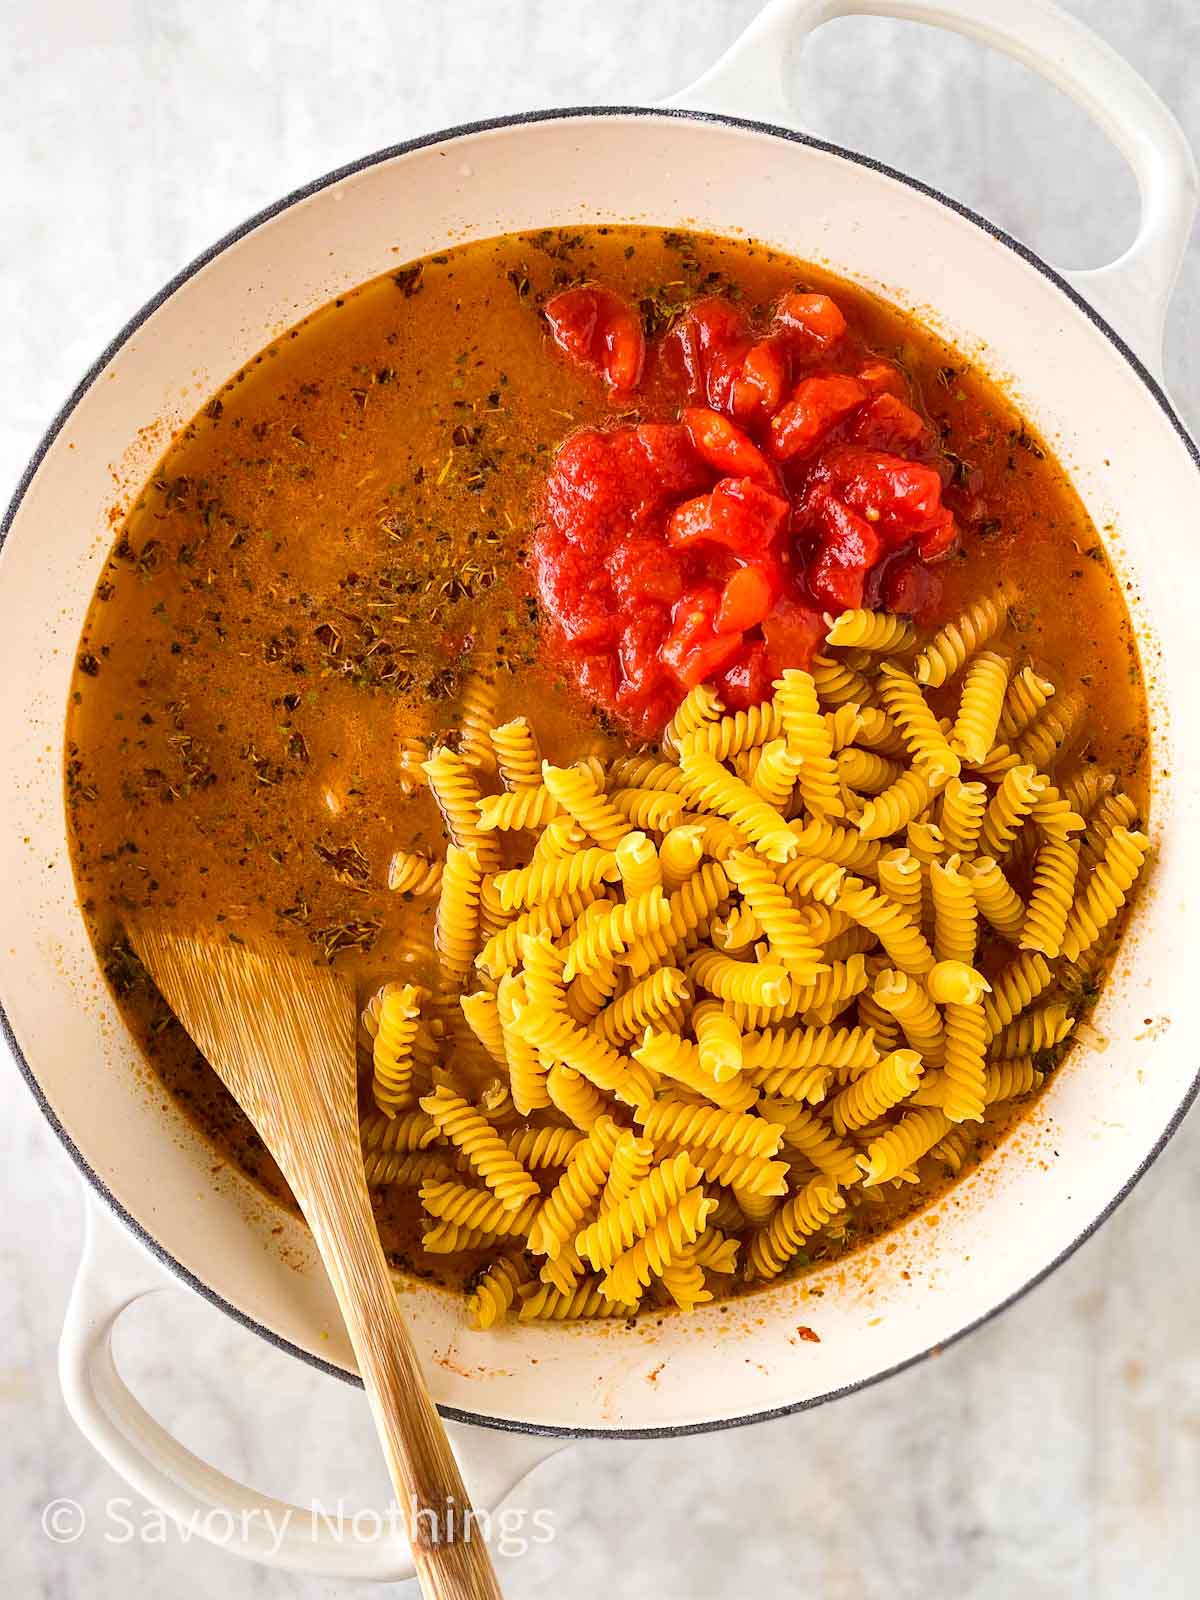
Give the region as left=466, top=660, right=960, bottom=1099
left=58, top=1192, right=564, bottom=1581
left=666, top=0, right=1197, bottom=377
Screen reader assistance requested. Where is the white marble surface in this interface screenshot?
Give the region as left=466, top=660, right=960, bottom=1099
left=3, top=2, right=1200, bottom=1595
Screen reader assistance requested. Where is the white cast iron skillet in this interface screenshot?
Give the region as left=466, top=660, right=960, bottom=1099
left=2, top=0, right=1197, bottom=1580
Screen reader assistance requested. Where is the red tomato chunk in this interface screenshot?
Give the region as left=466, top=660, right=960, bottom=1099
left=532, top=285, right=958, bottom=735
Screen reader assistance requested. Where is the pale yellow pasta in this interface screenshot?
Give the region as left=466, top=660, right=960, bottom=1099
left=838, top=747, right=904, bottom=795
left=998, top=666, right=1056, bottom=743
left=418, top=1086, right=540, bottom=1212
left=1058, top=765, right=1115, bottom=823
left=542, top=761, right=630, bottom=849
left=693, top=999, right=744, bottom=1081
left=490, top=715, right=543, bottom=791
left=966, top=856, right=1027, bottom=941
left=678, top=750, right=797, bottom=863
left=1020, top=837, right=1081, bottom=958
left=872, top=968, right=944, bottom=1063
left=662, top=683, right=724, bottom=754
left=422, top=746, right=499, bottom=872
left=1015, top=690, right=1085, bottom=772
left=876, top=847, right=923, bottom=925
left=576, top=1151, right=701, bottom=1269
left=777, top=853, right=849, bottom=904
left=991, top=1002, right=1075, bottom=1059
left=742, top=1022, right=879, bottom=1077
left=759, top=1102, right=861, bottom=1187
left=950, top=650, right=1010, bottom=764
left=613, top=831, right=663, bottom=902
left=546, top=1062, right=606, bottom=1130
left=601, top=1187, right=716, bottom=1303
left=360, top=1107, right=439, bottom=1156
left=478, top=786, right=562, bottom=832
left=511, top=972, right=655, bottom=1110
left=658, top=1251, right=713, bottom=1311
left=636, top=1096, right=784, bottom=1161
left=387, top=850, right=444, bottom=897
left=459, top=988, right=506, bottom=1066
left=723, top=850, right=826, bottom=984
left=929, top=854, right=978, bottom=965
left=941, top=1001, right=988, bottom=1124
left=560, top=888, right=671, bottom=980
left=811, top=653, right=879, bottom=708
left=856, top=987, right=904, bottom=1055
left=830, top=1049, right=924, bottom=1134
left=606, top=755, right=687, bottom=794
left=688, top=946, right=791, bottom=1008
left=912, top=585, right=1013, bottom=688
left=422, top=1197, right=540, bottom=1254
left=371, top=982, right=423, bottom=1115
left=677, top=700, right=785, bottom=760
left=825, top=702, right=865, bottom=751
left=825, top=608, right=916, bottom=654
left=775, top=668, right=844, bottom=818
left=981, top=950, right=1053, bottom=1039
left=745, top=1177, right=844, bottom=1279
left=858, top=1106, right=952, bottom=1186
left=623, top=861, right=732, bottom=978
left=749, top=738, right=805, bottom=812
left=856, top=769, right=933, bottom=841
left=529, top=1115, right=620, bottom=1258
left=600, top=1129, right=655, bottom=1212
left=836, top=878, right=934, bottom=975
left=878, top=663, right=961, bottom=785
left=518, top=1279, right=638, bottom=1321
left=984, top=1059, right=1046, bottom=1103
left=978, top=764, right=1044, bottom=858
left=610, top=788, right=687, bottom=832
left=658, top=823, right=706, bottom=891
left=530, top=815, right=588, bottom=863
left=927, top=959, right=992, bottom=1006
left=593, top=967, right=690, bottom=1046
left=506, top=1123, right=582, bottom=1170
left=475, top=887, right=597, bottom=978
left=1060, top=827, right=1149, bottom=962
left=938, top=778, right=988, bottom=857
left=490, top=847, right=618, bottom=912
left=633, top=1028, right=758, bottom=1111
left=363, top=1148, right=457, bottom=1188
left=468, top=1253, right=532, bottom=1330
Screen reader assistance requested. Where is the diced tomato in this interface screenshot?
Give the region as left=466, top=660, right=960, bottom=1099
left=739, top=338, right=789, bottom=418
left=544, top=287, right=646, bottom=394
left=856, top=360, right=909, bottom=400
left=532, top=526, right=618, bottom=648
left=661, top=586, right=744, bottom=691
left=806, top=445, right=948, bottom=547
left=667, top=477, right=789, bottom=558
left=847, top=393, right=929, bottom=453
left=878, top=552, right=944, bottom=618
left=761, top=597, right=825, bottom=678
left=805, top=487, right=884, bottom=612
left=575, top=652, right=618, bottom=706
left=667, top=297, right=749, bottom=403
left=683, top=408, right=776, bottom=487
left=773, top=292, right=848, bottom=357
left=916, top=508, right=959, bottom=560
left=717, top=640, right=774, bottom=710
left=617, top=606, right=671, bottom=698
left=769, top=373, right=869, bottom=461
left=634, top=422, right=710, bottom=498
left=717, top=561, right=780, bottom=632
left=608, top=537, right=685, bottom=607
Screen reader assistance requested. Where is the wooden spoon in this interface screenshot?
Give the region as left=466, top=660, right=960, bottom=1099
left=131, top=924, right=504, bottom=1600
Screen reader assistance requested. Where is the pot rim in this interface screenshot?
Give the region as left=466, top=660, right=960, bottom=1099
left=4, top=103, right=1198, bottom=1440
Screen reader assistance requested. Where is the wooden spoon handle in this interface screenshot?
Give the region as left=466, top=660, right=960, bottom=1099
left=301, top=1164, right=504, bottom=1599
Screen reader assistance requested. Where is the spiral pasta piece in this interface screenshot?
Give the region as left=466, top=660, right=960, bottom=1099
left=830, top=1048, right=924, bottom=1134
left=825, top=608, right=916, bottom=654
left=811, top=654, right=879, bottom=708
left=877, top=663, right=961, bottom=785
left=838, top=748, right=904, bottom=796
left=418, top=1086, right=540, bottom=1212
left=964, top=856, right=1026, bottom=941
left=774, top=669, right=844, bottom=819
left=745, top=1177, right=845, bottom=1280
left=991, top=1001, right=1075, bottom=1059
left=613, top=830, right=663, bottom=899
left=872, top=968, right=944, bottom=1063
left=539, top=760, right=628, bottom=849
left=789, top=817, right=884, bottom=872
left=476, top=888, right=596, bottom=980
left=912, top=585, right=1013, bottom=688
left=941, top=1001, right=988, bottom=1124
left=855, top=769, right=933, bottom=841
left=677, top=700, right=785, bottom=760
left=875, top=848, right=923, bottom=926
left=610, top=788, right=687, bottom=832
left=478, top=786, right=562, bottom=832
left=1059, top=827, right=1150, bottom=963
left=760, top=1102, right=861, bottom=1187
left=387, top=850, right=444, bottom=897
left=835, top=879, right=934, bottom=975
left=505, top=1123, right=582, bottom=1171
left=1015, top=691, right=1085, bottom=772
left=749, top=738, right=805, bottom=813
left=541, top=1063, right=603, bottom=1130
left=678, top=749, right=797, bottom=863
left=636, top=1096, right=784, bottom=1161
left=495, top=974, right=549, bottom=1116
left=658, top=1251, right=713, bottom=1311
left=658, top=823, right=706, bottom=892
left=576, top=1151, right=702, bottom=1269
left=363, top=1148, right=457, bottom=1188
left=662, top=683, right=724, bottom=754
left=777, top=853, right=850, bottom=905
left=858, top=1106, right=952, bottom=1186
left=421, top=1195, right=541, bottom=1254
left=723, top=850, right=826, bottom=985
left=422, top=746, right=499, bottom=872
left=929, top=854, right=978, bottom=965
left=936, top=778, right=987, bottom=858
left=593, top=966, right=690, bottom=1046
left=360, top=1107, right=439, bottom=1156
left=1020, top=837, right=1081, bottom=958
left=371, top=982, right=423, bottom=1115
left=950, top=650, right=1010, bottom=764
left=825, top=703, right=866, bottom=751
left=984, top=1058, right=1047, bottom=1103
left=727, top=953, right=870, bottom=1030
left=518, top=1278, right=638, bottom=1320
left=856, top=987, right=903, bottom=1055
left=432, top=843, right=483, bottom=995
left=981, top=950, right=1053, bottom=1040
left=927, top=960, right=991, bottom=1006
left=692, top=999, right=744, bottom=1082
left=468, top=1253, right=532, bottom=1329
left=998, top=666, right=1056, bottom=742
left=529, top=1114, right=620, bottom=1258
left=487, top=715, right=541, bottom=791
left=688, top=947, right=792, bottom=1008
left=560, top=888, right=671, bottom=980
left=742, top=1023, right=879, bottom=1077
left=600, top=1130, right=655, bottom=1212
left=633, top=1028, right=758, bottom=1111
left=978, top=765, right=1044, bottom=858
left=624, top=861, right=732, bottom=978
left=490, top=848, right=618, bottom=913
left=458, top=987, right=507, bottom=1067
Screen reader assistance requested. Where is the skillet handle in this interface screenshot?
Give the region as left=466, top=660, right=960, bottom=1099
left=58, top=1192, right=563, bottom=1580
left=667, top=0, right=1197, bottom=376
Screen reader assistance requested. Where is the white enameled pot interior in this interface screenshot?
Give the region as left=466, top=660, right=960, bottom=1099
left=2, top=111, right=1197, bottom=1433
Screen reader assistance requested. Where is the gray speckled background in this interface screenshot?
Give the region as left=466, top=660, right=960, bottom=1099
left=3, top=3, right=1198, bottom=1596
